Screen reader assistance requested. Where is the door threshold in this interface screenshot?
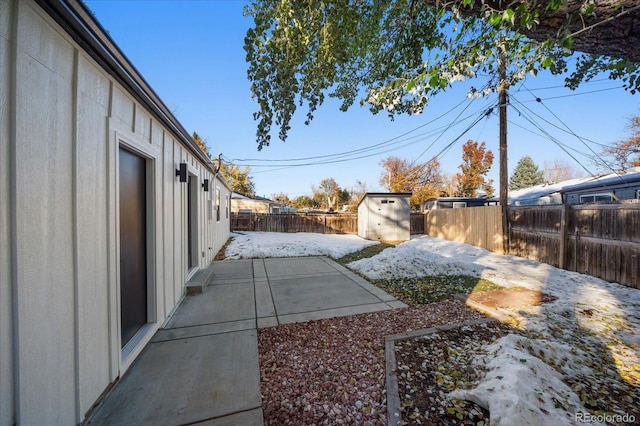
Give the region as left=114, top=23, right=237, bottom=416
left=120, top=322, right=157, bottom=374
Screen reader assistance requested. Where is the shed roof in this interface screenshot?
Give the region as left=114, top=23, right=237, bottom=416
left=357, top=192, right=411, bottom=207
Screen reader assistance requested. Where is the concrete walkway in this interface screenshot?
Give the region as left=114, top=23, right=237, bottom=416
left=86, top=257, right=406, bottom=425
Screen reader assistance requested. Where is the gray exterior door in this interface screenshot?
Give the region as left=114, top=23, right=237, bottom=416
left=119, top=148, right=148, bottom=347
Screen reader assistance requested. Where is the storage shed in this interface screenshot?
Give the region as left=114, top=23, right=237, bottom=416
left=1, top=1, right=231, bottom=424
left=357, top=193, right=411, bottom=241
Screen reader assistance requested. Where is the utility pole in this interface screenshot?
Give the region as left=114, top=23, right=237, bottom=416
left=498, top=45, right=508, bottom=254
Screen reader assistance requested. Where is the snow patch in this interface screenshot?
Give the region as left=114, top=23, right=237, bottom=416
left=223, top=232, right=640, bottom=424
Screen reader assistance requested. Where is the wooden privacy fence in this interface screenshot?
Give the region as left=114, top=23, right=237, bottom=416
left=232, top=213, right=357, bottom=234
left=233, top=205, right=639, bottom=289
left=231, top=212, right=426, bottom=235
left=424, top=203, right=640, bottom=289
left=424, top=205, right=504, bottom=254
left=508, top=203, right=640, bottom=289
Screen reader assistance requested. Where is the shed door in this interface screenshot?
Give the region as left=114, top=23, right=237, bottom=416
left=119, top=148, right=148, bottom=348
left=377, top=199, right=393, bottom=240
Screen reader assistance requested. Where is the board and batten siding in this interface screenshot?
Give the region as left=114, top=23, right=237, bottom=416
left=0, top=1, right=231, bottom=424
left=0, top=1, right=13, bottom=423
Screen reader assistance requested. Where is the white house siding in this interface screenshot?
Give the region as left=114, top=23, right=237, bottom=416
left=14, top=3, right=77, bottom=425
left=0, top=1, right=231, bottom=424
left=0, top=1, right=13, bottom=424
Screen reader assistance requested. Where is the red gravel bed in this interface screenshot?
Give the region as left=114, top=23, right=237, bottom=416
left=258, top=300, right=485, bottom=425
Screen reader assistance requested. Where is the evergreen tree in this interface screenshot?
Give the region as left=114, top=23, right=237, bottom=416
left=509, top=156, right=544, bottom=190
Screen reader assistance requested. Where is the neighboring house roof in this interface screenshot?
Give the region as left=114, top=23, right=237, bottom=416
left=505, top=178, right=588, bottom=205
left=231, top=192, right=253, bottom=200
left=231, top=192, right=290, bottom=213
left=503, top=168, right=640, bottom=205
left=560, top=167, right=640, bottom=194
left=425, top=197, right=489, bottom=203
left=231, top=192, right=276, bottom=203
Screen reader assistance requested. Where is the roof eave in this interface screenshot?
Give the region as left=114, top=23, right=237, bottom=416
left=36, top=0, right=215, bottom=170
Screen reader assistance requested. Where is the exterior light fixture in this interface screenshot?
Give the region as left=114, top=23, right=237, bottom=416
left=176, top=163, right=187, bottom=182
left=202, top=179, right=210, bottom=192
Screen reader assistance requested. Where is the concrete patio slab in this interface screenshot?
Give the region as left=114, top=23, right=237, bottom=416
left=209, top=259, right=254, bottom=282
left=87, top=256, right=406, bottom=425
left=151, top=319, right=256, bottom=343
left=269, top=274, right=383, bottom=314
left=165, top=282, right=255, bottom=328
left=87, top=330, right=261, bottom=426
left=262, top=256, right=342, bottom=278
left=254, top=278, right=276, bottom=318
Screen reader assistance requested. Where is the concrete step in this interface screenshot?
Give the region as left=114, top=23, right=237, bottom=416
left=185, top=262, right=215, bottom=295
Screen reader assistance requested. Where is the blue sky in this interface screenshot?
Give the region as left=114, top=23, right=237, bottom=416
left=85, top=0, right=639, bottom=199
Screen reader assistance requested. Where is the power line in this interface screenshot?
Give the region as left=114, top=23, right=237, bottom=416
left=229, top=76, right=629, bottom=193
left=411, top=98, right=479, bottom=164
left=228, top=98, right=472, bottom=164
left=520, top=84, right=615, bottom=171
left=508, top=101, right=596, bottom=177
left=379, top=103, right=496, bottom=190
left=509, top=94, right=616, bottom=171
left=515, top=85, right=623, bottom=102
left=507, top=115, right=599, bottom=162
left=511, top=77, right=612, bottom=93
left=507, top=93, right=610, bottom=148
left=231, top=100, right=497, bottom=172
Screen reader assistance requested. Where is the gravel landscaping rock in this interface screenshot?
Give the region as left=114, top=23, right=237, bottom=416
left=259, top=300, right=485, bottom=425
left=393, top=320, right=515, bottom=425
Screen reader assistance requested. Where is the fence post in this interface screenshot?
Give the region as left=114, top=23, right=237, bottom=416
left=574, top=228, right=579, bottom=272
left=558, top=204, right=568, bottom=270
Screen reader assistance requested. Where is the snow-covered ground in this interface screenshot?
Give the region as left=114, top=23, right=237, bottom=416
left=224, top=231, right=378, bottom=259
left=224, top=232, right=640, bottom=425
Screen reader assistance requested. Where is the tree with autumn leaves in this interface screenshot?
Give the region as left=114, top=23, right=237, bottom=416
left=378, top=141, right=494, bottom=208
left=192, top=132, right=211, bottom=159
left=455, top=140, right=495, bottom=197
left=379, top=156, right=443, bottom=209
left=219, top=162, right=256, bottom=198
left=312, top=178, right=351, bottom=211
left=602, top=115, right=640, bottom=172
